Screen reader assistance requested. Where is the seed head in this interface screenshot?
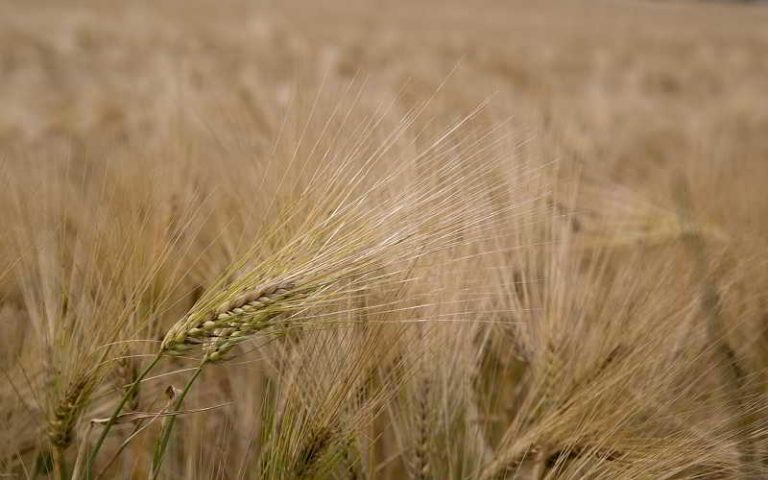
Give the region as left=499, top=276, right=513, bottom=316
left=161, top=282, right=296, bottom=361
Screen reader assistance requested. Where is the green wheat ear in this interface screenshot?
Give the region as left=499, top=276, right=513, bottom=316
left=161, top=281, right=297, bottom=360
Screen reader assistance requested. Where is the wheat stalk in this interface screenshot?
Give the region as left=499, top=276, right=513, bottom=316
left=114, top=354, right=140, bottom=412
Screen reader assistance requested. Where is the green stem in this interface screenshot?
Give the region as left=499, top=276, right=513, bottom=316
left=87, top=353, right=162, bottom=478
left=95, top=412, right=149, bottom=479
left=150, top=360, right=207, bottom=479
left=52, top=445, right=67, bottom=480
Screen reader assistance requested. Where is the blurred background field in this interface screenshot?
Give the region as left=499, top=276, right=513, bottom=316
left=2, top=0, right=768, bottom=231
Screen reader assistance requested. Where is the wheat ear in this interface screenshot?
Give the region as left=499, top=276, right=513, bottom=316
left=413, top=377, right=431, bottom=480
left=49, top=375, right=94, bottom=480
left=162, top=281, right=296, bottom=361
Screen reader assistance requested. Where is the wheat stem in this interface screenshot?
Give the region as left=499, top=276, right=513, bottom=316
left=87, top=353, right=162, bottom=478
left=150, top=359, right=206, bottom=479
left=52, top=445, right=67, bottom=480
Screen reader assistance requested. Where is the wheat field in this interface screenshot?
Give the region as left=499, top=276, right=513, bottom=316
left=1, top=0, right=767, bottom=478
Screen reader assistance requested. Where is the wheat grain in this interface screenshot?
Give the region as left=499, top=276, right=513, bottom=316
left=162, top=282, right=296, bottom=360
